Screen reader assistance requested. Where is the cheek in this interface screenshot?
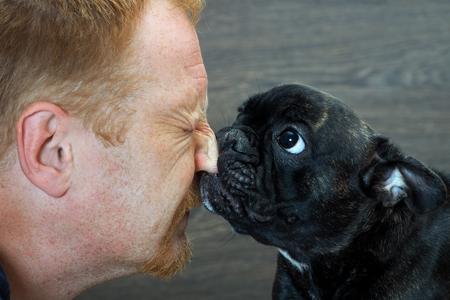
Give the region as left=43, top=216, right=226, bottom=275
left=168, top=148, right=197, bottom=193
left=129, top=128, right=194, bottom=183
left=143, top=133, right=197, bottom=208
left=158, top=134, right=196, bottom=178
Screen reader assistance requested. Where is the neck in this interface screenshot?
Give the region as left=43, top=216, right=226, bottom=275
left=0, top=163, right=138, bottom=299
left=0, top=198, right=135, bottom=299
left=0, top=238, right=134, bottom=300
left=283, top=202, right=448, bottom=297
left=1, top=244, right=133, bottom=299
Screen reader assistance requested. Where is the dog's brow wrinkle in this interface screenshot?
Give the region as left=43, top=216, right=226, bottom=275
left=279, top=249, right=309, bottom=273
left=313, top=109, right=329, bottom=130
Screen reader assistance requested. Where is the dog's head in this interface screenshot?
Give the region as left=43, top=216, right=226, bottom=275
left=201, top=84, right=447, bottom=255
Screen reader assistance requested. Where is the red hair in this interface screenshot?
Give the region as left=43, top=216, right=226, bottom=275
left=0, top=0, right=204, bottom=163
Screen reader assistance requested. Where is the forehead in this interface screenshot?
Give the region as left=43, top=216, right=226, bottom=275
left=236, top=85, right=374, bottom=164
left=129, top=0, right=206, bottom=103
left=133, top=0, right=201, bottom=64
left=237, top=85, right=333, bottom=131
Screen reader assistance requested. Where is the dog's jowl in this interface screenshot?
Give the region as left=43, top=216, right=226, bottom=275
left=200, top=84, right=449, bottom=300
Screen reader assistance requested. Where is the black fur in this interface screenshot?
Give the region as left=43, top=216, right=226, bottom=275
left=200, top=84, right=450, bottom=299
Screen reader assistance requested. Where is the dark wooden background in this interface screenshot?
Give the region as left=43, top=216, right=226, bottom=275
left=78, top=0, right=450, bottom=299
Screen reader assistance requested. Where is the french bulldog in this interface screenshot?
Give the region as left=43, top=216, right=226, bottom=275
left=200, top=84, right=450, bottom=299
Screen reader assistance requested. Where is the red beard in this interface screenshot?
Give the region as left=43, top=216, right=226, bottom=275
left=141, top=180, right=200, bottom=278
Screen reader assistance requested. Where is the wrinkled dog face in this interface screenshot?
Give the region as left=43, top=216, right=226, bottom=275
left=200, top=84, right=446, bottom=255
left=201, top=84, right=375, bottom=254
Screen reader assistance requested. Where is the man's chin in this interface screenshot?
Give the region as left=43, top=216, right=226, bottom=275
left=140, top=233, right=192, bottom=279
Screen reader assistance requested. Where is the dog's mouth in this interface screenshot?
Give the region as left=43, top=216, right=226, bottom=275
left=200, top=171, right=248, bottom=216
left=199, top=160, right=279, bottom=229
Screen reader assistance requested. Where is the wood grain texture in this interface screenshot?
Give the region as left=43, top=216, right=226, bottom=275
left=78, top=1, right=450, bottom=299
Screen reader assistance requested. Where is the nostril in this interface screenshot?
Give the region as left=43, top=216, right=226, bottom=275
left=218, top=128, right=247, bottom=152
left=233, top=138, right=251, bottom=155
left=217, top=126, right=259, bottom=162
left=216, top=126, right=233, bottom=141
left=216, top=127, right=235, bottom=151
left=219, top=137, right=237, bottom=153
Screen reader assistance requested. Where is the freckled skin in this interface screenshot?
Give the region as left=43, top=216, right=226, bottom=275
left=0, top=1, right=218, bottom=299
left=78, top=0, right=218, bottom=275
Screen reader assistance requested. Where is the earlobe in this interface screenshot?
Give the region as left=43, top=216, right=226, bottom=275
left=16, top=102, right=73, bottom=197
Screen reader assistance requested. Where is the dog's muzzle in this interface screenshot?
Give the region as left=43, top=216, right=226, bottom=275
left=200, top=126, right=258, bottom=215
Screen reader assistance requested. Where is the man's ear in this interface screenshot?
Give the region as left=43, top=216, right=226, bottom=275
left=16, top=102, right=73, bottom=197
left=360, top=138, right=447, bottom=214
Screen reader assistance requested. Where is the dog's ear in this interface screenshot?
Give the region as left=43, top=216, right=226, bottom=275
left=360, top=137, right=447, bottom=214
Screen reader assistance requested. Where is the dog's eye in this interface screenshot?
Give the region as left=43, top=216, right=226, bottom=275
left=277, top=129, right=305, bottom=154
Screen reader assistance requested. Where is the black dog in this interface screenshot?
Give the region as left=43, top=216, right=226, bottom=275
left=200, top=84, right=449, bottom=299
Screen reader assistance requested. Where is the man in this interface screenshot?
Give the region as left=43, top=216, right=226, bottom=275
left=0, top=0, right=218, bottom=299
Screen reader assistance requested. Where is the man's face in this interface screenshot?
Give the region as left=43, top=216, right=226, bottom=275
left=75, top=0, right=217, bottom=278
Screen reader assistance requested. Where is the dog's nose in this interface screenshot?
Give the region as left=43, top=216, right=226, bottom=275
left=217, top=126, right=256, bottom=156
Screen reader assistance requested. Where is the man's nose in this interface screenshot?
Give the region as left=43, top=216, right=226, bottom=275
left=194, top=125, right=218, bottom=174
